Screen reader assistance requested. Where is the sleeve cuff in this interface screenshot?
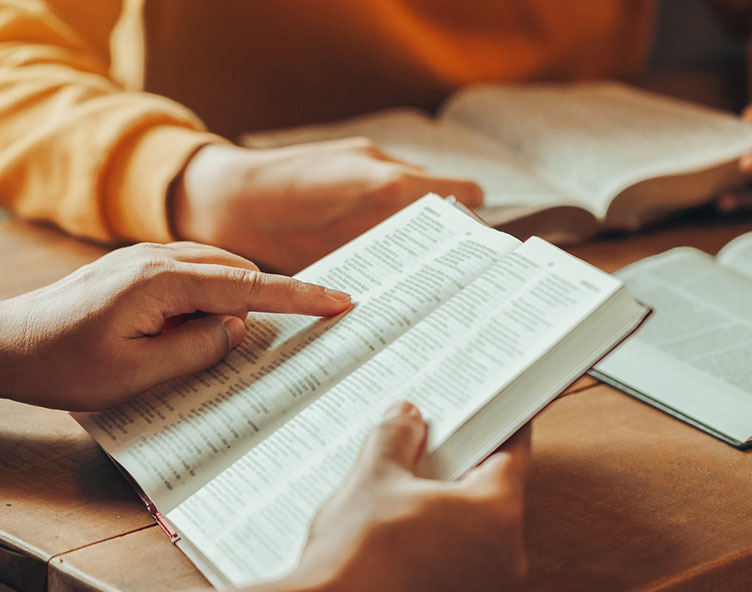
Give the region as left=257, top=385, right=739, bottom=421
left=103, top=125, right=230, bottom=243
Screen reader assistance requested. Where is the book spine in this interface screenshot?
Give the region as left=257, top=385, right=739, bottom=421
left=153, top=510, right=181, bottom=543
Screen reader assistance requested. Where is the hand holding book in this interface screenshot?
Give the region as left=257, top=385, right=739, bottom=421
left=75, top=195, right=647, bottom=587
left=170, top=139, right=483, bottom=274
left=261, top=401, right=529, bottom=592
left=0, top=232, right=531, bottom=592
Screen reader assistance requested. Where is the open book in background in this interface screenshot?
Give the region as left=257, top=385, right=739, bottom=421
left=242, top=82, right=752, bottom=244
left=594, top=232, right=752, bottom=449
left=75, top=196, right=648, bottom=589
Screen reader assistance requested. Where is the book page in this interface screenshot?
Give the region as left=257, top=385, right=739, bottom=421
left=75, top=196, right=520, bottom=512
left=241, top=109, right=577, bottom=219
left=441, top=82, right=752, bottom=217
left=167, top=237, right=625, bottom=588
left=595, top=248, right=752, bottom=443
left=716, top=231, right=752, bottom=280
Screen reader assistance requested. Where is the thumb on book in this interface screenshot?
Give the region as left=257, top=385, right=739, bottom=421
left=360, top=401, right=428, bottom=474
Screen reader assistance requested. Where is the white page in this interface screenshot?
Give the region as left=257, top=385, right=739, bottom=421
left=167, top=237, right=623, bottom=588
left=596, top=248, right=752, bottom=442
left=442, top=82, right=752, bottom=216
left=242, top=109, right=576, bottom=216
left=76, top=196, right=520, bottom=512
left=717, top=231, right=752, bottom=280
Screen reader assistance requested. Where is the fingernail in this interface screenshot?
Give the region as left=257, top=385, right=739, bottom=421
left=384, top=401, right=418, bottom=420
left=223, top=316, right=246, bottom=349
left=325, top=287, right=351, bottom=302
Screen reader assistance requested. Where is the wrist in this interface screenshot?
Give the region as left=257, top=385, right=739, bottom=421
left=168, top=143, right=248, bottom=245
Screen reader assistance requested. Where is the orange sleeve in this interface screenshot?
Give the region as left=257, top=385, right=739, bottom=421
left=0, top=0, right=226, bottom=244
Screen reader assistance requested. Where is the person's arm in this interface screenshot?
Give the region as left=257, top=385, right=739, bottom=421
left=0, top=241, right=351, bottom=410
left=0, top=2, right=482, bottom=274
left=0, top=0, right=223, bottom=244
left=252, top=402, right=530, bottom=592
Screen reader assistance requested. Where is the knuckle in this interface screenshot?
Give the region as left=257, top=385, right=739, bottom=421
left=140, top=241, right=169, bottom=251
left=121, top=243, right=162, bottom=261
left=135, top=258, right=171, bottom=281
left=241, top=269, right=264, bottom=296
left=127, top=244, right=177, bottom=283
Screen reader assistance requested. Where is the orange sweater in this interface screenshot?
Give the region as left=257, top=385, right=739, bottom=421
left=0, top=0, right=656, bottom=245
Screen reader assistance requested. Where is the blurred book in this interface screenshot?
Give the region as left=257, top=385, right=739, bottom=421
left=242, top=82, right=752, bottom=243
left=594, top=231, right=752, bottom=448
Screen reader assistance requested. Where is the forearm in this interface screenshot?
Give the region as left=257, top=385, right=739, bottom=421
left=0, top=296, right=31, bottom=404
left=0, top=1, right=226, bottom=245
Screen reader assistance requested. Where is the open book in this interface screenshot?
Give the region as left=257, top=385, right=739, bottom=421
left=75, top=195, right=648, bottom=588
left=594, top=232, right=752, bottom=449
left=243, top=82, right=752, bottom=243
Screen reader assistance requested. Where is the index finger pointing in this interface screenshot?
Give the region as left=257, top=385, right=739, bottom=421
left=163, top=264, right=352, bottom=318
left=243, top=271, right=352, bottom=316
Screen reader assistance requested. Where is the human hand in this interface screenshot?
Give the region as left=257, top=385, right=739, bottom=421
left=0, top=242, right=350, bottom=411
left=170, top=139, right=483, bottom=274
left=267, top=402, right=529, bottom=592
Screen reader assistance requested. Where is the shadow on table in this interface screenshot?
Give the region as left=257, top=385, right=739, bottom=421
left=524, top=387, right=752, bottom=592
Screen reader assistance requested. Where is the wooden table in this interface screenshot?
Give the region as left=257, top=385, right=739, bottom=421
left=2, top=211, right=752, bottom=592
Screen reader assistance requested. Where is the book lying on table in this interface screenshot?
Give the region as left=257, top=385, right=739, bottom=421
left=594, top=231, right=752, bottom=449
left=242, top=82, right=752, bottom=244
left=75, top=195, right=648, bottom=589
